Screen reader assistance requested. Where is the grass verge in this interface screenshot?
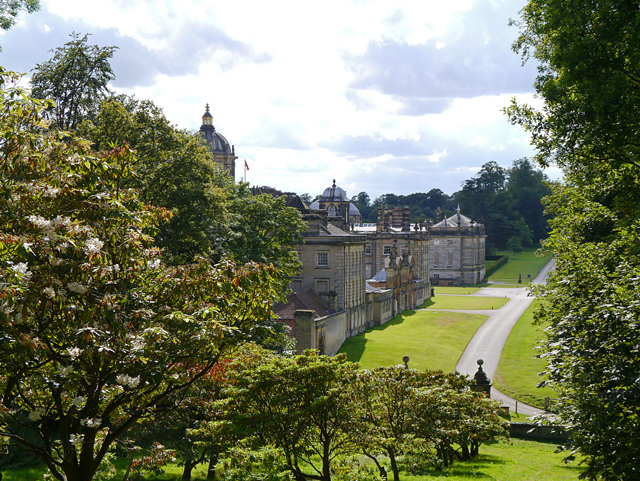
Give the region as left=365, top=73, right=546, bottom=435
left=487, top=247, right=552, bottom=284
left=433, top=286, right=482, bottom=295
left=338, top=310, right=487, bottom=372
left=493, top=300, right=556, bottom=409
left=401, top=438, right=584, bottom=480
left=420, top=296, right=509, bottom=310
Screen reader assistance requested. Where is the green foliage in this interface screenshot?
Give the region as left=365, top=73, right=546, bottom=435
left=30, top=33, right=117, bottom=131
left=0, top=0, right=39, bottom=33
left=484, top=255, right=508, bottom=278
left=506, top=236, right=522, bottom=254
left=455, top=159, right=550, bottom=250
left=219, top=351, right=359, bottom=481
left=80, top=98, right=305, bottom=285
left=507, top=1, right=640, bottom=479
left=0, top=70, right=284, bottom=481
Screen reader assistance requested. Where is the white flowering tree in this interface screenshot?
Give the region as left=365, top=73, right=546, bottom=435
left=0, top=70, right=282, bottom=481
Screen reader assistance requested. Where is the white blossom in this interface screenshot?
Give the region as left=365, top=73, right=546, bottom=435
left=67, top=347, right=83, bottom=360
left=29, top=407, right=46, bottom=422
left=71, top=396, right=86, bottom=408
left=50, top=257, right=64, bottom=266
left=60, top=365, right=73, bottom=376
left=12, top=262, right=31, bottom=280
left=43, top=287, right=56, bottom=299
left=69, top=434, right=84, bottom=446
left=28, top=215, right=52, bottom=229
left=84, top=237, right=104, bottom=255
left=67, top=282, right=87, bottom=295
left=81, top=417, right=102, bottom=428
left=116, top=374, right=141, bottom=388
left=45, top=186, right=60, bottom=198
left=128, top=335, right=145, bottom=351
left=148, top=259, right=161, bottom=270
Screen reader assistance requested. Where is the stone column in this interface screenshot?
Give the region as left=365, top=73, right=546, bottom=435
left=294, top=310, right=316, bottom=355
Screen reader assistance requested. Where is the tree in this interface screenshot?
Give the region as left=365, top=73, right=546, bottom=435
left=506, top=1, right=640, bottom=478
left=218, top=351, right=359, bottom=481
left=0, top=0, right=39, bottom=35
left=506, top=158, right=551, bottom=243
left=0, top=71, right=283, bottom=481
left=30, top=33, right=117, bottom=130
left=80, top=99, right=305, bottom=283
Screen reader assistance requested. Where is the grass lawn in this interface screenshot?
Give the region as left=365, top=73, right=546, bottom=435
left=1, top=459, right=211, bottom=481
left=493, top=300, right=557, bottom=410
left=3, top=439, right=585, bottom=481
left=487, top=247, right=552, bottom=284
left=401, top=438, right=584, bottom=480
left=420, top=295, right=509, bottom=310
left=433, top=286, right=482, bottom=295
left=338, top=310, right=487, bottom=372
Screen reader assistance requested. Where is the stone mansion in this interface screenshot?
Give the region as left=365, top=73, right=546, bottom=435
left=275, top=181, right=486, bottom=356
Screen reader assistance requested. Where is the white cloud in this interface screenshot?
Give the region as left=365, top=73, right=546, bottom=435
left=0, top=0, right=545, bottom=199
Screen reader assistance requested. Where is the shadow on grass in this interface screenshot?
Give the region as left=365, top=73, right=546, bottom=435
left=339, top=310, right=418, bottom=362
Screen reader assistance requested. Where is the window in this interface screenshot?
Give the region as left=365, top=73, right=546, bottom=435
left=365, top=265, right=371, bottom=278
left=434, top=252, right=440, bottom=266
left=365, top=244, right=371, bottom=255
left=328, top=205, right=337, bottom=217
left=383, top=245, right=392, bottom=256
left=316, top=252, right=329, bottom=267
left=315, top=279, right=329, bottom=293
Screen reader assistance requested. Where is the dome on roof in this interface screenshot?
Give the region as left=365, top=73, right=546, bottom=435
left=321, top=180, right=348, bottom=201
left=199, top=104, right=232, bottom=154
left=349, top=203, right=361, bottom=216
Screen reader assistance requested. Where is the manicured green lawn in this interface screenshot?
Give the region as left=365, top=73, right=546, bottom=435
left=2, top=438, right=586, bottom=481
left=401, top=438, right=584, bottom=480
left=433, top=286, right=482, bottom=295
left=487, top=247, right=552, bottom=284
left=493, top=300, right=557, bottom=409
left=338, top=310, right=487, bottom=372
left=420, top=295, right=509, bottom=310
left=1, top=460, right=211, bottom=481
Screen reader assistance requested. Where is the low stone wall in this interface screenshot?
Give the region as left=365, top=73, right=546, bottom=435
left=510, top=422, right=570, bottom=442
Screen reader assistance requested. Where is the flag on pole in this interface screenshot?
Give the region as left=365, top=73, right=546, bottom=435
left=245, top=159, right=249, bottom=171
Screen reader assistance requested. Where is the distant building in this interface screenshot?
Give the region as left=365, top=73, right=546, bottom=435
left=275, top=181, right=430, bottom=355
left=429, top=206, right=486, bottom=285
left=198, top=104, right=237, bottom=179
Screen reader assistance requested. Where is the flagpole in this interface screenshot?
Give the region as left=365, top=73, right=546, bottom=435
left=244, top=158, right=246, bottom=183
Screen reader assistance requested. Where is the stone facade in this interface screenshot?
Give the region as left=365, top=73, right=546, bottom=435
left=276, top=182, right=432, bottom=356
left=429, top=206, right=486, bottom=285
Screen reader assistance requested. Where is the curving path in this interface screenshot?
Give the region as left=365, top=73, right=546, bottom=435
left=436, top=260, right=554, bottom=415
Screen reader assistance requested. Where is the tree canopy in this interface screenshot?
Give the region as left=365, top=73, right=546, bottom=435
left=0, top=0, right=39, bottom=36
left=507, top=1, right=640, bottom=479
left=79, top=98, right=305, bottom=283
left=0, top=70, right=285, bottom=481
left=30, top=33, right=117, bottom=131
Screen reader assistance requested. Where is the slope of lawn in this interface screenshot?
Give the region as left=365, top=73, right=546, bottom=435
left=487, top=247, right=552, bottom=284
left=420, top=295, right=509, bottom=310
left=402, top=438, right=585, bottom=480
left=493, top=300, right=557, bottom=409
left=338, top=310, right=487, bottom=372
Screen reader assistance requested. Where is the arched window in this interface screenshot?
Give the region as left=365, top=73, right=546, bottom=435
left=328, top=205, right=337, bottom=217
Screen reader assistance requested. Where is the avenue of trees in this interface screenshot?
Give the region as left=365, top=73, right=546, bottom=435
left=349, top=158, right=551, bottom=253
left=506, top=0, right=640, bottom=479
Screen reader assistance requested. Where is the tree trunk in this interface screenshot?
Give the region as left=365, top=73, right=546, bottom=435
left=182, top=459, right=195, bottom=481
left=389, top=452, right=400, bottom=481
left=206, top=454, right=217, bottom=480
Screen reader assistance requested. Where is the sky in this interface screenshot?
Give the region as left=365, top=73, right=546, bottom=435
left=0, top=0, right=558, bottom=200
